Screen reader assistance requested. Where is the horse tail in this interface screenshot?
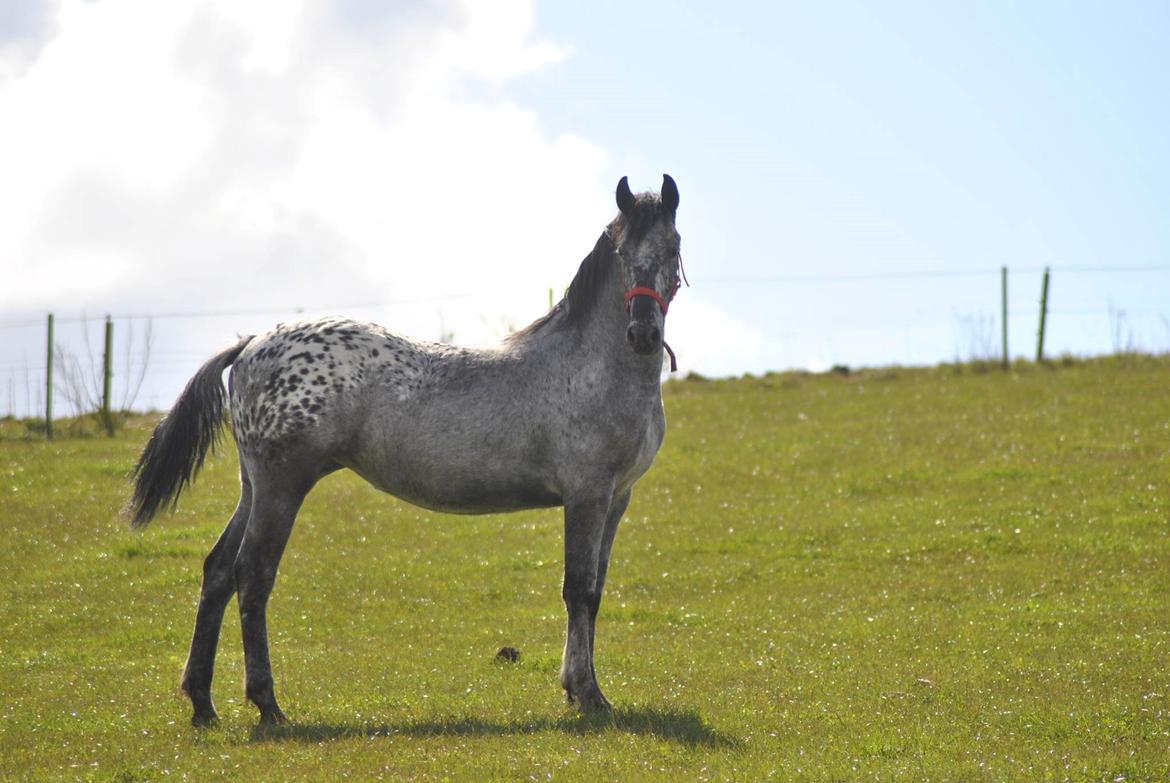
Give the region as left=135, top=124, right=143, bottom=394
left=126, top=335, right=254, bottom=529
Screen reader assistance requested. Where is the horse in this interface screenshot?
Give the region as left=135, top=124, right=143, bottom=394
left=127, top=174, right=684, bottom=726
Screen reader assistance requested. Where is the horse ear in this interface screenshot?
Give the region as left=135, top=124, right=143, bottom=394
left=616, top=176, right=635, bottom=215
left=661, top=174, right=679, bottom=214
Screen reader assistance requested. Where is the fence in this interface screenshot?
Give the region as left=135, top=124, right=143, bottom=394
left=2, top=265, right=1167, bottom=430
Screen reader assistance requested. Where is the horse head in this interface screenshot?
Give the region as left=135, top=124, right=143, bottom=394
left=610, top=174, right=683, bottom=359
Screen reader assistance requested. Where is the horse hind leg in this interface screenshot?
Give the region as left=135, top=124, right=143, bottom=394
left=181, top=467, right=252, bottom=726
left=233, top=462, right=317, bottom=725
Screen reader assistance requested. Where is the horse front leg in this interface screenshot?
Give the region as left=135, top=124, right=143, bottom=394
left=588, top=489, right=631, bottom=671
left=560, top=488, right=615, bottom=712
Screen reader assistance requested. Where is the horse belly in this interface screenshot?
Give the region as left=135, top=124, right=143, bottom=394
left=345, top=444, right=562, bottom=515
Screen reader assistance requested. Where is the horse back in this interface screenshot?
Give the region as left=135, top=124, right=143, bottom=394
left=226, top=316, right=664, bottom=512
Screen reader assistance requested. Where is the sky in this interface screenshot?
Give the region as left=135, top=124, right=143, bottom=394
left=1, top=0, right=1168, bottom=414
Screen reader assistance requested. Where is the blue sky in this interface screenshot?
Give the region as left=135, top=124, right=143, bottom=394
left=518, top=1, right=1170, bottom=367
left=0, top=1, right=1167, bottom=413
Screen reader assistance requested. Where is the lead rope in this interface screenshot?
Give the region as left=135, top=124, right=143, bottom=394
left=662, top=251, right=687, bottom=373
left=663, top=342, right=678, bottom=372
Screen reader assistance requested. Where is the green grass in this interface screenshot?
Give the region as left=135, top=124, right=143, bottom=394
left=2, top=356, right=1168, bottom=781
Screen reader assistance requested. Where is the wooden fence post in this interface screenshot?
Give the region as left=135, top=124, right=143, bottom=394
left=45, top=313, right=54, bottom=440
left=1036, top=267, right=1050, bottom=362
left=102, top=315, right=114, bottom=436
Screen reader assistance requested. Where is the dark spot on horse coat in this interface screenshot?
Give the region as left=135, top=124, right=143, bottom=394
left=229, top=316, right=447, bottom=445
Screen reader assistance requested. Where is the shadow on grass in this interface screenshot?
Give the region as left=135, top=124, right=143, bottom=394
left=248, top=705, right=739, bottom=749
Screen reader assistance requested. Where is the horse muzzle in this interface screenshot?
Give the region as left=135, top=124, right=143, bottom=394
left=626, top=321, right=662, bottom=355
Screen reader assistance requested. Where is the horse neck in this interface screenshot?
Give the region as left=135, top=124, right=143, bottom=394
left=551, top=268, right=664, bottom=394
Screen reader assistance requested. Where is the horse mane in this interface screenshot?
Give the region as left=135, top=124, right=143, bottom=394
left=506, top=231, right=613, bottom=341
left=508, top=194, right=666, bottom=342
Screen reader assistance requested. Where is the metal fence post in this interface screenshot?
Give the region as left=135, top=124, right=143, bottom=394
left=1036, top=267, right=1050, bottom=362
left=102, top=315, right=114, bottom=436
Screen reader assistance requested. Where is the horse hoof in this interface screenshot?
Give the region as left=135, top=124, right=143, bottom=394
left=579, top=695, right=613, bottom=714
left=190, top=708, right=219, bottom=728
left=565, top=685, right=612, bottom=714
left=258, top=707, right=288, bottom=725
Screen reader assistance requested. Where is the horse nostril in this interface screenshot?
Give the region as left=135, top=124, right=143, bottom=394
left=626, top=324, right=637, bottom=345
left=649, top=326, right=661, bottom=345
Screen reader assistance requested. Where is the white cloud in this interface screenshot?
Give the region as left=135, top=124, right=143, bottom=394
left=0, top=0, right=755, bottom=415
left=665, top=295, right=767, bottom=378
left=0, top=1, right=604, bottom=327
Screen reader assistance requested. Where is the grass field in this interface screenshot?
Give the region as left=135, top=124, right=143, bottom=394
left=1, top=356, right=1168, bottom=781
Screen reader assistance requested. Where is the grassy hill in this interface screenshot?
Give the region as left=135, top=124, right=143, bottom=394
left=1, top=356, right=1167, bottom=781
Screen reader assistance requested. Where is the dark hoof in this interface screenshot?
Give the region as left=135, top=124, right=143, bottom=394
left=191, top=708, right=219, bottom=728
left=579, top=695, right=613, bottom=714
left=257, top=706, right=289, bottom=725
left=565, top=685, right=613, bottom=714
left=184, top=685, right=218, bottom=728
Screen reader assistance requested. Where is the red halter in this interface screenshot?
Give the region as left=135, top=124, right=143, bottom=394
left=623, top=285, right=679, bottom=372
left=623, top=286, right=669, bottom=315
left=619, top=253, right=686, bottom=372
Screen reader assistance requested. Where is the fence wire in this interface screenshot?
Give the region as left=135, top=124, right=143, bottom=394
left=2, top=266, right=1167, bottom=419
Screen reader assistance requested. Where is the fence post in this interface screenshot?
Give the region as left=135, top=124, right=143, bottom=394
left=548, top=287, right=554, bottom=310
left=1001, top=266, right=1009, bottom=369
left=45, top=313, right=54, bottom=439
left=1036, top=267, right=1050, bottom=362
left=102, top=315, right=114, bottom=436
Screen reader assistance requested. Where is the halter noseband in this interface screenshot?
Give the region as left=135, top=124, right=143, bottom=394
left=622, top=281, right=681, bottom=372
left=623, top=286, right=669, bottom=315
left=623, top=272, right=682, bottom=315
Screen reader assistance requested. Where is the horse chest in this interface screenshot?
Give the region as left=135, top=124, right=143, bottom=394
left=604, top=399, right=666, bottom=492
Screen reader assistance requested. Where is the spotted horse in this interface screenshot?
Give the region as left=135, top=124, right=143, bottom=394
left=128, top=175, right=686, bottom=726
